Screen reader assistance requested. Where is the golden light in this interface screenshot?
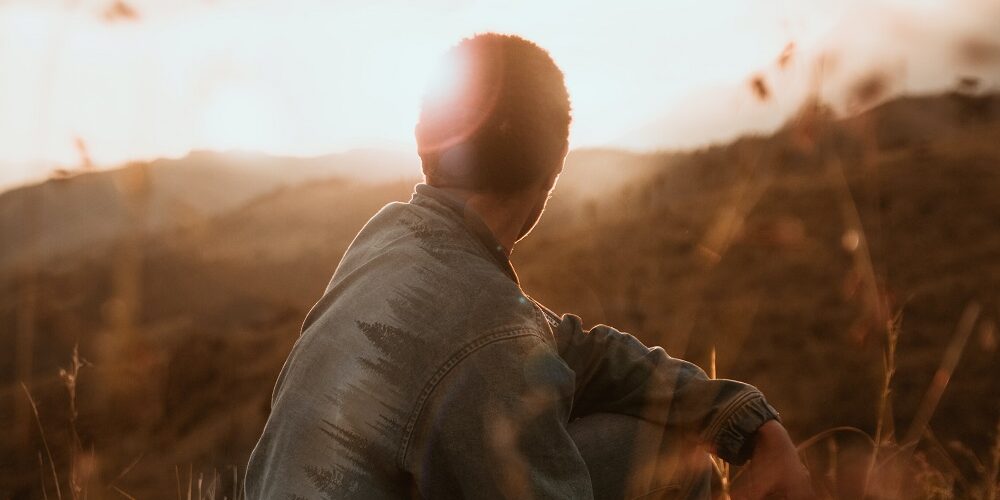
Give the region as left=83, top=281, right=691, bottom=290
left=0, top=0, right=996, bottom=188
left=0, top=0, right=791, bottom=175
left=200, top=83, right=289, bottom=152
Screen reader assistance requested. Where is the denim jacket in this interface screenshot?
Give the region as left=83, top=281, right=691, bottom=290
left=244, top=182, right=779, bottom=499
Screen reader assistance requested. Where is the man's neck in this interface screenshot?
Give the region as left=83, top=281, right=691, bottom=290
left=435, top=186, right=535, bottom=257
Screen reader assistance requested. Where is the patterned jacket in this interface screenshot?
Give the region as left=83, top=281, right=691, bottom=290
left=244, top=182, right=779, bottom=499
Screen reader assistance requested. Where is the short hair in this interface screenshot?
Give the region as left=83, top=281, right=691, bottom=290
left=415, top=33, right=572, bottom=194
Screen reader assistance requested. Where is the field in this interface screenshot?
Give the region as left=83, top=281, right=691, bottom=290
left=1, top=91, right=999, bottom=498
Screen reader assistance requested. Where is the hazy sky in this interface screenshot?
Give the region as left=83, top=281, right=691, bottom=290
left=0, top=0, right=997, bottom=188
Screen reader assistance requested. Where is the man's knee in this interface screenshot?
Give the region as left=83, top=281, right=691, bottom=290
left=568, top=413, right=713, bottom=499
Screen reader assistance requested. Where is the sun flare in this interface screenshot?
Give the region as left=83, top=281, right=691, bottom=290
left=0, top=0, right=996, bottom=188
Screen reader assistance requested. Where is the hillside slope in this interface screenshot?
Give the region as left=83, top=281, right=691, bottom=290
left=0, top=149, right=417, bottom=272
left=1, top=92, right=998, bottom=497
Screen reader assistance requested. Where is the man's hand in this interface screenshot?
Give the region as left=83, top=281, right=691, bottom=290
left=731, top=420, right=815, bottom=500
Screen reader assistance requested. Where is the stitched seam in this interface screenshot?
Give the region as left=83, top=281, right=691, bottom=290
left=524, top=295, right=562, bottom=341
left=704, top=390, right=756, bottom=442
left=699, top=390, right=760, bottom=455
left=531, top=301, right=551, bottom=341
left=396, top=326, right=551, bottom=468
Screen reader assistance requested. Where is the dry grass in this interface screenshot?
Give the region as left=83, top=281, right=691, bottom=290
left=4, top=91, right=999, bottom=497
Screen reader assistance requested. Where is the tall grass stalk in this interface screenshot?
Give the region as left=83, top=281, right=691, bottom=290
left=21, top=382, right=62, bottom=500
left=59, top=343, right=89, bottom=499
left=862, top=310, right=902, bottom=496
left=708, top=347, right=732, bottom=499
left=902, top=302, right=980, bottom=447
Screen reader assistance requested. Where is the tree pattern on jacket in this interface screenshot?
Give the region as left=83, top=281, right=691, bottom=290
left=296, top=210, right=478, bottom=499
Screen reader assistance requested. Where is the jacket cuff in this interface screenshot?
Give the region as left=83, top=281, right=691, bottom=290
left=711, top=393, right=781, bottom=465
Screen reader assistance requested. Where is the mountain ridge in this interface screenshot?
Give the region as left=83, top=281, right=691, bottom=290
left=1, top=90, right=998, bottom=497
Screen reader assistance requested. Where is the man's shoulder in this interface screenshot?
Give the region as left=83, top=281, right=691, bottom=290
left=326, top=200, right=545, bottom=337
left=343, top=200, right=501, bottom=282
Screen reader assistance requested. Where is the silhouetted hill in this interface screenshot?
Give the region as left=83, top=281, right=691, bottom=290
left=1, top=92, right=998, bottom=497
left=517, top=92, right=1000, bottom=445
left=0, top=149, right=416, bottom=273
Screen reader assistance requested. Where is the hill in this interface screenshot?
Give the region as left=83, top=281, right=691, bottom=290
left=0, top=149, right=417, bottom=273
left=1, top=92, right=998, bottom=497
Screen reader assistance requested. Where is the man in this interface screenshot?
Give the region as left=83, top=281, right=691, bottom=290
left=245, top=33, right=813, bottom=499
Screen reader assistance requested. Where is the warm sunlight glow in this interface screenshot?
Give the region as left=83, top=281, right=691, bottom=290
left=201, top=84, right=287, bottom=152
left=0, top=0, right=997, bottom=188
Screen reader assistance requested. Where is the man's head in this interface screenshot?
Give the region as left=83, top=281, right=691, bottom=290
left=415, top=33, right=572, bottom=197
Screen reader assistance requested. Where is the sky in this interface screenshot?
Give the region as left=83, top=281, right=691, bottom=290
left=0, top=0, right=998, bottom=189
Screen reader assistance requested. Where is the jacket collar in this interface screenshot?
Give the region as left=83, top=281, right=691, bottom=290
left=408, top=183, right=520, bottom=285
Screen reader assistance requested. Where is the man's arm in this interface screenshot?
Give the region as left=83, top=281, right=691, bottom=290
left=541, top=308, right=778, bottom=465
left=544, top=309, right=815, bottom=498
left=403, top=331, right=594, bottom=499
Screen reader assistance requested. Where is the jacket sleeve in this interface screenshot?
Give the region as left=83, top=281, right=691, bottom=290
left=539, top=306, right=779, bottom=465
left=404, top=331, right=594, bottom=499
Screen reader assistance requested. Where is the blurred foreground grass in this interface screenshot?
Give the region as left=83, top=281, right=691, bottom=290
left=2, top=92, right=999, bottom=498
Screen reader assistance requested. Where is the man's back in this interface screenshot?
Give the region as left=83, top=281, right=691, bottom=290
left=245, top=183, right=555, bottom=498
left=246, top=32, right=813, bottom=500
